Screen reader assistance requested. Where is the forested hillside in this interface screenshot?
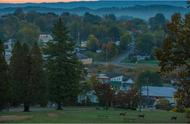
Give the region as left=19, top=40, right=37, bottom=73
left=0, top=4, right=189, bottom=20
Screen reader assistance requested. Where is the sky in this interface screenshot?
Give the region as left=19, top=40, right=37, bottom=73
left=0, top=0, right=186, bottom=3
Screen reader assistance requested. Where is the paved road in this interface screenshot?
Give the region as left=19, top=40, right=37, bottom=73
left=106, top=34, right=135, bottom=65
left=93, top=34, right=135, bottom=67
left=112, top=50, right=129, bottom=64
left=93, top=49, right=130, bottom=68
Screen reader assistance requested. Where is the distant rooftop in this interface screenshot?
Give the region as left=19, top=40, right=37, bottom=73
left=141, top=86, right=176, bottom=98
left=76, top=53, right=88, bottom=59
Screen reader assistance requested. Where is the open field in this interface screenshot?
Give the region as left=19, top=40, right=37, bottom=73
left=122, top=59, right=159, bottom=67
left=0, top=107, right=187, bottom=123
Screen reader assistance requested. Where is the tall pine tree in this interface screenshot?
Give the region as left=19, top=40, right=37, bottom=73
left=10, top=42, right=46, bottom=112
left=0, top=40, right=9, bottom=111
left=21, top=43, right=31, bottom=112
left=45, top=18, right=85, bottom=110
left=10, top=41, right=23, bottom=106
left=10, top=42, right=30, bottom=111
left=30, top=43, right=47, bottom=107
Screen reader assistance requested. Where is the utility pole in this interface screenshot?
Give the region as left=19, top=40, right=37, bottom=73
left=146, top=78, right=149, bottom=107
left=77, top=31, right=80, bottom=47
left=139, top=84, right=142, bottom=112
left=106, top=45, right=108, bottom=66
left=139, top=70, right=144, bottom=112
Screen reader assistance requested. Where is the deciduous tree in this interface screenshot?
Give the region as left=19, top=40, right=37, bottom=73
left=120, top=32, right=132, bottom=50
left=87, top=34, right=99, bottom=51
left=156, top=13, right=190, bottom=108
left=136, top=71, right=162, bottom=89
left=94, top=83, right=114, bottom=108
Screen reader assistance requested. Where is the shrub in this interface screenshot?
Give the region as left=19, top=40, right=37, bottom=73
left=94, top=83, right=114, bottom=107
left=176, top=106, right=185, bottom=113
left=114, top=89, right=138, bottom=109
left=172, top=107, right=178, bottom=112
left=184, top=107, right=190, bottom=123
left=155, top=98, right=170, bottom=110
left=185, top=108, right=190, bottom=113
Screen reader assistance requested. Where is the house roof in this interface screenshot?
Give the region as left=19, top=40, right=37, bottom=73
left=141, top=86, right=176, bottom=98
left=125, top=78, right=134, bottom=84
left=106, top=73, right=123, bottom=78
left=97, top=74, right=109, bottom=79
left=76, top=53, right=88, bottom=59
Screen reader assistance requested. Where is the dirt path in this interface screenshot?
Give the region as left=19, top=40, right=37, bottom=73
left=0, top=115, right=32, bottom=122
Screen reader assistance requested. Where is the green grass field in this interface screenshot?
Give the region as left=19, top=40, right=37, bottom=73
left=123, top=58, right=159, bottom=66
left=0, top=107, right=187, bottom=123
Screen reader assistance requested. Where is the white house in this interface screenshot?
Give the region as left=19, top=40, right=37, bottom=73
left=38, top=34, right=53, bottom=46
left=110, top=75, right=123, bottom=82
left=96, top=49, right=102, bottom=53
left=136, top=55, right=150, bottom=61
left=125, top=78, right=134, bottom=84
left=78, top=90, right=98, bottom=104
left=81, top=41, right=87, bottom=48
left=4, top=39, right=16, bottom=63
left=120, top=78, right=135, bottom=91
left=97, top=74, right=110, bottom=83
left=76, top=53, right=93, bottom=65
left=108, top=73, right=134, bottom=91
left=114, top=41, right=120, bottom=46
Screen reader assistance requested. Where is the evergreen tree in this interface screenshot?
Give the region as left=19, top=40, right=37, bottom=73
left=30, top=43, right=47, bottom=106
left=21, top=43, right=31, bottom=112
left=10, top=43, right=30, bottom=111
left=0, top=40, right=9, bottom=111
left=45, top=18, right=85, bottom=110
left=9, top=41, right=23, bottom=106
left=10, top=42, right=46, bottom=112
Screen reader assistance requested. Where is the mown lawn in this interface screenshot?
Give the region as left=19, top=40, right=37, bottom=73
left=123, top=58, right=158, bottom=64
left=0, top=107, right=187, bottom=123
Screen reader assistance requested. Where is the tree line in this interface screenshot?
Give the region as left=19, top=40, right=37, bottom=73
left=0, top=9, right=167, bottom=58
left=0, top=18, right=85, bottom=112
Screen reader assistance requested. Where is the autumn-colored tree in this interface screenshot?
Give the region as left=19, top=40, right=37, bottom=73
left=156, top=13, right=190, bottom=108
left=79, top=74, right=96, bottom=95
left=94, top=83, right=114, bottom=108
left=114, top=88, right=138, bottom=109
left=102, top=42, right=118, bottom=60
left=87, top=34, right=99, bottom=52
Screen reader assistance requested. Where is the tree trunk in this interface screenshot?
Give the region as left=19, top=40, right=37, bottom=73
left=57, top=103, right=62, bottom=110
left=24, top=103, right=30, bottom=112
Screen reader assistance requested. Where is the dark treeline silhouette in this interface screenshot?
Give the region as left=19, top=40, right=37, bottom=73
left=0, top=18, right=85, bottom=112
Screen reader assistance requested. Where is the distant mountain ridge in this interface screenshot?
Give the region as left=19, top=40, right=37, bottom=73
left=0, top=1, right=188, bottom=9
left=0, top=1, right=189, bottom=20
